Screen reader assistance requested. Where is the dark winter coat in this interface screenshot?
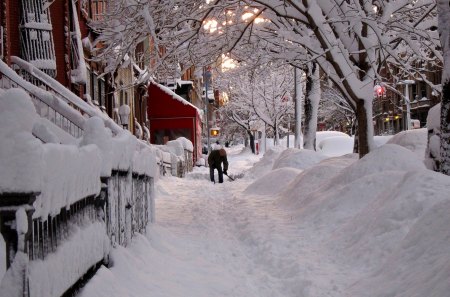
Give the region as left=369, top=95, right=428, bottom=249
left=208, top=149, right=228, bottom=171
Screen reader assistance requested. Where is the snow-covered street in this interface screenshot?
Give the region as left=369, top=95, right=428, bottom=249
left=78, top=139, right=450, bottom=297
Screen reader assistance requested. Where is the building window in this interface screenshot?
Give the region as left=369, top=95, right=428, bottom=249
left=0, top=26, right=4, bottom=59
left=420, top=82, right=427, bottom=98
left=89, top=0, right=107, bottom=21
left=99, top=78, right=105, bottom=108
left=412, top=84, right=418, bottom=101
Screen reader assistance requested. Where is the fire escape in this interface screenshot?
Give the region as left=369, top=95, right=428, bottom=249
left=20, top=0, right=57, bottom=78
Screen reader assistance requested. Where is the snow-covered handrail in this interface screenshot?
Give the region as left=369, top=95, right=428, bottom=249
left=0, top=59, right=85, bottom=138
left=11, top=56, right=123, bottom=135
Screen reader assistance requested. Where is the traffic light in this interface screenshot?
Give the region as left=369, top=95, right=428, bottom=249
left=377, top=86, right=384, bottom=96
left=374, top=84, right=385, bottom=97
left=210, top=128, right=220, bottom=137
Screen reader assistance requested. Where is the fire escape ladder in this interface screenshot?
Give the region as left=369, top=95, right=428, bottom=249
left=69, top=0, right=87, bottom=85
left=20, top=0, right=57, bottom=78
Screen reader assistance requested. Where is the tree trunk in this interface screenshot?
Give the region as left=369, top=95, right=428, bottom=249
left=303, top=63, right=320, bottom=150
left=274, top=119, right=280, bottom=145
left=355, top=99, right=372, bottom=157
left=247, top=130, right=255, bottom=154
left=352, top=118, right=359, bottom=153
left=438, top=0, right=450, bottom=175
left=440, top=80, right=450, bottom=174
left=294, top=67, right=303, bottom=148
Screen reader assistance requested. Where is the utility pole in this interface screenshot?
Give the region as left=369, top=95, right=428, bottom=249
left=204, top=67, right=212, bottom=152
left=402, top=80, right=415, bottom=130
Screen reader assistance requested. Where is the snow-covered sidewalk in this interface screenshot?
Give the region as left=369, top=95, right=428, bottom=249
left=79, top=141, right=450, bottom=297
left=79, top=147, right=321, bottom=297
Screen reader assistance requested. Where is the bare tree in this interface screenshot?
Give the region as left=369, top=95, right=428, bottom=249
left=319, top=86, right=356, bottom=134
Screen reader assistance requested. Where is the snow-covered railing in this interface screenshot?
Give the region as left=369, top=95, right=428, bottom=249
left=10, top=56, right=123, bottom=135
left=155, top=137, right=194, bottom=177
left=0, top=90, right=156, bottom=297
left=0, top=59, right=85, bottom=138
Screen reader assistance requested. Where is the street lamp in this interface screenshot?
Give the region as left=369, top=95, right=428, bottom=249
left=118, top=104, right=131, bottom=130
left=204, top=66, right=212, bottom=153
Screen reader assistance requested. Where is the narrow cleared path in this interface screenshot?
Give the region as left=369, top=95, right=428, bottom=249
left=79, top=147, right=345, bottom=297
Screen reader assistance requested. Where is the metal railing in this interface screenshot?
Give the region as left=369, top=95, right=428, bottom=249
left=0, top=170, right=155, bottom=297
left=0, top=61, right=84, bottom=138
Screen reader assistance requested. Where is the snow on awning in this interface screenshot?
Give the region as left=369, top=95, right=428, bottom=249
left=154, top=82, right=203, bottom=117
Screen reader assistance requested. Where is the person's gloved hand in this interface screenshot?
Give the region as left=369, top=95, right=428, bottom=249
left=223, top=170, right=227, bottom=175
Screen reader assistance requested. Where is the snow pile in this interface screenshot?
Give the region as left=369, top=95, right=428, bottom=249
left=277, top=155, right=357, bottom=208
left=176, top=137, right=194, bottom=152
left=272, top=148, right=327, bottom=171
left=425, top=103, right=441, bottom=170
left=335, top=144, right=425, bottom=185
left=277, top=143, right=450, bottom=296
left=0, top=89, right=43, bottom=193
left=28, top=222, right=109, bottom=297
left=317, top=136, right=353, bottom=157
left=373, top=135, right=393, bottom=147
left=244, top=167, right=302, bottom=196
left=332, top=169, right=450, bottom=297
left=386, top=128, right=427, bottom=160
left=166, top=140, right=185, bottom=159
left=246, top=146, right=284, bottom=178
left=427, top=103, right=441, bottom=133
left=316, top=131, right=349, bottom=148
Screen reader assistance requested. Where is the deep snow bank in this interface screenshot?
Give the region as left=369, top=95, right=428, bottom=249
left=244, top=167, right=302, bottom=196
left=272, top=148, right=327, bottom=171
left=277, top=144, right=450, bottom=296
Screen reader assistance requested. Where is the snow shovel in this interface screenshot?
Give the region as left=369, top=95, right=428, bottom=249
left=224, top=173, right=235, bottom=181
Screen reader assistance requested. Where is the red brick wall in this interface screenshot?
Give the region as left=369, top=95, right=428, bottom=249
left=50, top=0, right=69, bottom=87
left=4, top=0, right=21, bottom=63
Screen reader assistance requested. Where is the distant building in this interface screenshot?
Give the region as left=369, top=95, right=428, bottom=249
left=373, top=62, right=441, bottom=135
